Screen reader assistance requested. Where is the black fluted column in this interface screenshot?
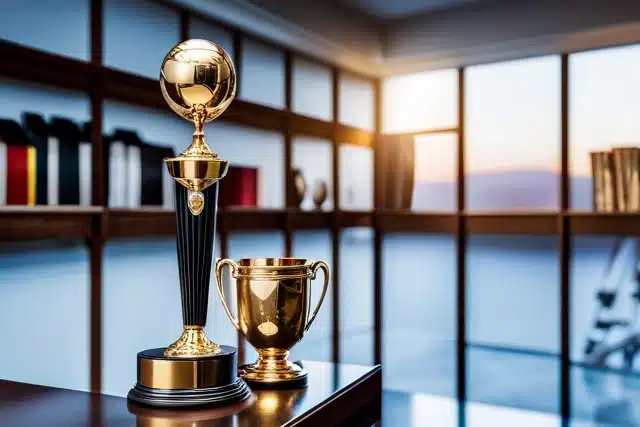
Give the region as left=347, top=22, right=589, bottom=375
left=174, top=184, right=219, bottom=326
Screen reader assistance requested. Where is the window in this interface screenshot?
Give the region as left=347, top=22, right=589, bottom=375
left=383, top=69, right=458, bottom=134
left=339, top=74, right=374, bottom=131
left=466, top=234, right=560, bottom=414
left=340, top=228, right=374, bottom=365
left=0, top=244, right=90, bottom=391
left=412, top=133, right=457, bottom=212
left=293, top=137, right=333, bottom=211
left=293, top=58, right=332, bottom=121
left=339, top=144, right=373, bottom=211
left=240, top=39, right=285, bottom=109
left=104, top=0, right=179, bottom=79
left=465, top=56, right=561, bottom=211
left=383, top=234, right=456, bottom=396
left=0, top=0, right=89, bottom=61
left=569, top=45, right=640, bottom=210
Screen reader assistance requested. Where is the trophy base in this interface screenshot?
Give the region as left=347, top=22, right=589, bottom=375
left=239, top=361, right=308, bottom=389
left=127, top=346, right=251, bottom=408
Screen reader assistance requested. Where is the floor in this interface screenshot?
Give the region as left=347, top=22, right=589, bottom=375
left=380, top=345, right=640, bottom=426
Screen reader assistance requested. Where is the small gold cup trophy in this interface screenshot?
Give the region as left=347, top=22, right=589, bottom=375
left=215, top=258, right=329, bottom=388
left=127, top=40, right=251, bottom=408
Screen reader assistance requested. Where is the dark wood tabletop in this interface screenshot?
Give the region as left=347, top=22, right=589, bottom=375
left=0, top=361, right=381, bottom=427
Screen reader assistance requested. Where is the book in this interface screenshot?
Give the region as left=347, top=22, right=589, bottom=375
left=0, top=119, right=36, bottom=206
left=109, top=130, right=142, bottom=208
left=49, top=117, right=81, bottom=205
left=79, top=122, right=92, bottom=206
left=219, top=165, right=258, bottom=208
left=160, top=146, right=176, bottom=209
left=22, top=113, right=49, bottom=205
left=140, top=144, right=164, bottom=206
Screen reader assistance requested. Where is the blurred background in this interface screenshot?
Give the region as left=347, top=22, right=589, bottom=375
left=0, top=0, right=639, bottom=426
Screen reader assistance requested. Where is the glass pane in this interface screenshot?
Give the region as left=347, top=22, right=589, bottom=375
left=104, top=0, right=179, bottom=79
left=292, top=58, right=332, bottom=121
left=339, top=74, right=374, bottom=131
left=466, top=56, right=561, bottom=211
left=0, top=0, right=89, bottom=61
left=382, top=69, right=457, bottom=134
left=467, top=235, right=560, bottom=352
left=228, top=232, right=286, bottom=365
left=0, top=78, right=90, bottom=122
left=339, top=144, right=373, bottom=211
left=0, top=244, right=89, bottom=391
left=467, top=347, right=560, bottom=415
left=383, top=233, right=456, bottom=396
left=292, top=137, right=333, bottom=211
left=290, top=231, right=332, bottom=363
left=240, top=39, right=285, bottom=109
left=569, top=45, right=640, bottom=210
left=413, top=133, right=457, bottom=212
left=340, top=228, right=374, bottom=365
left=466, top=234, right=559, bottom=414
left=571, top=235, right=640, bottom=425
left=189, top=18, right=234, bottom=60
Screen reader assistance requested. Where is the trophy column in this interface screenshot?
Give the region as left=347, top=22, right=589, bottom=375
left=127, top=39, right=250, bottom=408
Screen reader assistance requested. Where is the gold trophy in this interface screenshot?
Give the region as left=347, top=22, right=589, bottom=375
left=215, top=258, right=330, bottom=388
left=127, top=39, right=251, bottom=408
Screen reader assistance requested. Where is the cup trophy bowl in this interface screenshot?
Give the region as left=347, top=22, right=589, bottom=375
left=215, top=258, right=330, bottom=388
left=127, top=39, right=251, bottom=408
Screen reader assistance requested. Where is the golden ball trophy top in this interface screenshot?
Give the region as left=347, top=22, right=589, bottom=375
left=160, top=39, right=234, bottom=215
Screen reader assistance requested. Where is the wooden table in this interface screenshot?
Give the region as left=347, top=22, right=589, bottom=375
left=0, top=361, right=381, bottom=427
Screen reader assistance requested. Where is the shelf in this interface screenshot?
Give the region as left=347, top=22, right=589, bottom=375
left=4, top=208, right=640, bottom=241
left=105, top=208, right=175, bottom=238
left=375, top=211, right=457, bottom=233
left=568, top=211, right=640, bottom=235
left=0, top=206, right=101, bottom=240
left=465, top=212, right=559, bottom=234
left=0, top=40, right=373, bottom=147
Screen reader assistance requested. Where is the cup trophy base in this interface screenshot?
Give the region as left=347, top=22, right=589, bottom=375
left=127, top=346, right=251, bottom=408
left=238, top=361, right=308, bottom=389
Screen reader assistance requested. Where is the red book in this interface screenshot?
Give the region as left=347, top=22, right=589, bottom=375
left=219, top=166, right=258, bottom=208
left=6, top=144, right=28, bottom=205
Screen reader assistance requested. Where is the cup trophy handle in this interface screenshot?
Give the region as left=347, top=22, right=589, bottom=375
left=216, top=258, right=240, bottom=331
left=305, top=261, right=330, bottom=332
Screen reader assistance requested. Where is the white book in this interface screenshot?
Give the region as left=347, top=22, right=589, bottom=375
left=162, top=171, right=175, bottom=209
left=47, top=137, right=59, bottom=205
left=79, top=142, right=92, bottom=206
left=126, top=144, right=141, bottom=208
left=109, top=141, right=126, bottom=208
left=0, top=140, right=6, bottom=205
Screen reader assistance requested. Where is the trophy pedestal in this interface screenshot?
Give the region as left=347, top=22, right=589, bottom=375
left=239, top=362, right=308, bottom=389
left=127, top=346, right=251, bottom=408
left=237, top=349, right=308, bottom=389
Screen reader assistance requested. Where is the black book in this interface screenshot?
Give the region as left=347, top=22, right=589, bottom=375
left=49, top=117, right=81, bottom=205
left=21, top=113, right=49, bottom=205
left=140, top=144, right=164, bottom=206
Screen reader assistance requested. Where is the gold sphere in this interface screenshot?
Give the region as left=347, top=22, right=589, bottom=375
left=160, top=39, right=236, bottom=124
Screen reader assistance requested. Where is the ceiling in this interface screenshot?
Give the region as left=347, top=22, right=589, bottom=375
left=180, top=0, right=640, bottom=77
left=337, top=0, right=483, bottom=20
